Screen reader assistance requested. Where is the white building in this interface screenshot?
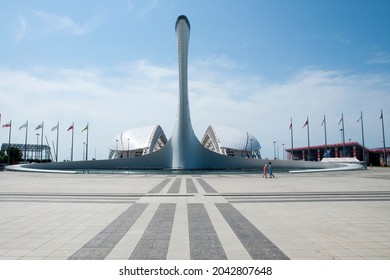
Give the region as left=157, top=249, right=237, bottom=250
left=201, top=125, right=261, bottom=159
left=109, top=124, right=262, bottom=160
left=108, top=125, right=167, bottom=159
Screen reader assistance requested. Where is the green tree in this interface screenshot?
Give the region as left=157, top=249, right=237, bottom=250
left=0, top=151, right=6, bottom=163
left=8, top=147, right=23, bottom=164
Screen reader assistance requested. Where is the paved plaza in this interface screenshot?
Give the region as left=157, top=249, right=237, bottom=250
left=0, top=168, right=389, bottom=260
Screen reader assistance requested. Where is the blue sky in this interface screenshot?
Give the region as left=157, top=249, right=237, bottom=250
left=1, top=0, right=389, bottom=161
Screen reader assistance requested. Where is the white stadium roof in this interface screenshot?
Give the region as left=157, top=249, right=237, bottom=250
left=201, top=125, right=262, bottom=158
left=108, top=124, right=261, bottom=159
left=109, top=125, right=167, bottom=159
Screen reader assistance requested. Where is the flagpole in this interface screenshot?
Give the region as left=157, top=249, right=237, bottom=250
left=86, top=123, right=89, bottom=161
left=45, top=136, right=53, bottom=161
left=40, top=121, right=44, bottom=162
left=341, top=114, right=345, bottom=157
left=71, top=122, right=74, bottom=162
left=381, top=109, right=387, bottom=166
left=306, top=116, right=310, bottom=161
left=24, top=121, right=28, bottom=161
left=359, top=111, right=366, bottom=165
left=323, top=115, right=328, bottom=153
left=290, top=117, right=294, bottom=160
left=302, top=117, right=309, bottom=160
left=7, top=120, right=12, bottom=165
left=56, top=121, right=59, bottom=162
left=51, top=139, right=56, bottom=161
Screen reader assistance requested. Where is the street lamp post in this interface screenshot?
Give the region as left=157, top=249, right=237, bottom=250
left=36, top=133, right=40, bottom=160
left=282, top=143, right=285, bottom=160
left=250, top=138, right=253, bottom=158
left=127, top=138, right=130, bottom=158
left=116, top=139, right=119, bottom=159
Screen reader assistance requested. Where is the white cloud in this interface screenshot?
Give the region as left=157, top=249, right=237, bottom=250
left=34, top=11, right=101, bottom=35
left=119, top=0, right=135, bottom=16
left=0, top=62, right=177, bottom=161
left=367, top=51, right=390, bottom=65
left=124, top=0, right=135, bottom=11
left=138, top=0, right=160, bottom=17
left=1, top=59, right=389, bottom=161
left=15, top=15, right=26, bottom=43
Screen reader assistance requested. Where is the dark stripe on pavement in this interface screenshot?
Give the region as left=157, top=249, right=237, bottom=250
left=216, top=203, right=289, bottom=260
left=196, top=178, right=218, bottom=193
left=167, top=178, right=181, bottom=193
left=148, top=178, right=171, bottom=193
left=68, top=203, right=148, bottom=260
left=130, top=203, right=176, bottom=260
left=188, top=203, right=227, bottom=260
left=186, top=178, right=198, bottom=193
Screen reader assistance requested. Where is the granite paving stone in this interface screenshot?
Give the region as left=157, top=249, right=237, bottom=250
left=0, top=168, right=389, bottom=260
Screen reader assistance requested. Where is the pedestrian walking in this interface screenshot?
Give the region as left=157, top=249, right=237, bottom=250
left=263, top=164, right=268, bottom=178
left=268, top=162, right=275, bottom=178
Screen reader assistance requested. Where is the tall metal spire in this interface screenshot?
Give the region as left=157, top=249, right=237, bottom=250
left=170, top=15, right=203, bottom=169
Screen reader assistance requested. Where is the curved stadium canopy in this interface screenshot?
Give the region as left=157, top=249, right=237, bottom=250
left=201, top=125, right=262, bottom=159
left=109, top=124, right=262, bottom=160
left=108, top=125, right=167, bottom=159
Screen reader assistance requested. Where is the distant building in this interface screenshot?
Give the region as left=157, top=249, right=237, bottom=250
left=108, top=125, right=167, bottom=159
left=285, top=141, right=390, bottom=166
left=201, top=125, right=261, bottom=159
left=108, top=124, right=262, bottom=160
left=1, top=143, right=51, bottom=162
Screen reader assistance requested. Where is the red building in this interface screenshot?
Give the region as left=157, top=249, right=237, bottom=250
left=285, top=141, right=390, bottom=166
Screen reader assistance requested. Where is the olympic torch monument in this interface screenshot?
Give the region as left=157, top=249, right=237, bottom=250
left=17, top=15, right=360, bottom=172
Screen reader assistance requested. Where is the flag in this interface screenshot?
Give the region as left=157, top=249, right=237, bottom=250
left=67, top=124, right=74, bottom=131
left=289, top=121, right=292, bottom=130
left=338, top=116, right=343, bottom=125
left=2, top=122, right=11, bottom=128
left=302, top=118, right=308, bottom=128
left=82, top=124, right=88, bottom=132
left=51, top=124, right=59, bottom=131
left=19, top=122, right=28, bottom=130
left=380, top=111, right=383, bottom=120
left=35, top=123, right=43, bottom=130
left=321, top=116, right=325, bottom=126
left=357, top=116, right=361, bottom=123
left=323, top=149, right=331, bottom=158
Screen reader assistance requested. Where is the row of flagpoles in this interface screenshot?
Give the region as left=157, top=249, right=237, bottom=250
left=289, top=109, right=387, bottom=164
left=1, top=114, right=89, bottom=162
left=1, top=110, right=387, bottom=164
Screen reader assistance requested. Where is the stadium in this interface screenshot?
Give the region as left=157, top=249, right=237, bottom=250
left=108, top=124, right=262, bottom=160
